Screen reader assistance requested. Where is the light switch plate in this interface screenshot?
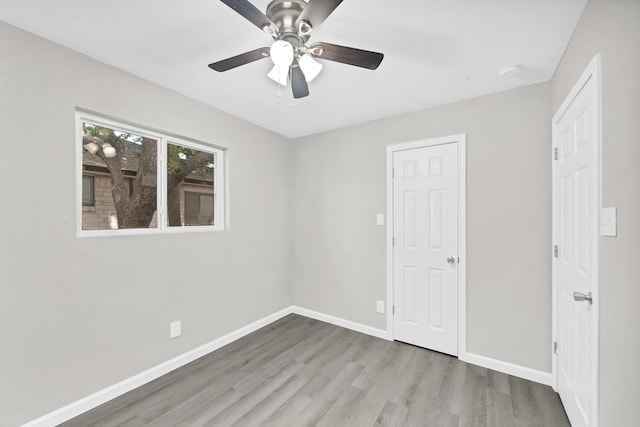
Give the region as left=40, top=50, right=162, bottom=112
left=376, top=213, right=384, bottom=226
left=170, top=320, right=181, bottom=339
left=601, top=207, right=617, bottom=237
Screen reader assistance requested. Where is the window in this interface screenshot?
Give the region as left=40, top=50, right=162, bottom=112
left=82, top=176, right=95, bottom=207
left=184, top=192, right=214, bottom=226
left=166, top=142, right=216, bottom=227
left=77, top=112, right=225, bottom=236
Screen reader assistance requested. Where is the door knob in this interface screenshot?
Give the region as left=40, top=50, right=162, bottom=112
left=573, top=291, right=593, bottom=305
left=447, top=257, right=456, bottom=265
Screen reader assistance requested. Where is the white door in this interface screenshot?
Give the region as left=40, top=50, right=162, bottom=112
left=393, top=142, right=458, bottom=356
left=553, top=59, right=600, bottom=427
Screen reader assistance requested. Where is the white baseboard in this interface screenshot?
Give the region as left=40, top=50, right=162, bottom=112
left=21, top=307, right=293, bottom=427
left=22, top=305, right=552, bottom=427
left=463, top=352, right=553, bottom=386
left=291, top=305, right=391, bottom=341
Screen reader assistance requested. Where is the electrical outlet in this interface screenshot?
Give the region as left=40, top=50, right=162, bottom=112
left=376, top=213, right=385, bottom=226
left=170, top=320, right=181, bottom=339
left=376, top=300, right=385, bottom=314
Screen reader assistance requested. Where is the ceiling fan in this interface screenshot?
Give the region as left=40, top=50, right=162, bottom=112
left=208, top=0, right=384, bottom=99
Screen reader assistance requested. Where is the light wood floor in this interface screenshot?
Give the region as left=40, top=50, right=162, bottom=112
left=60, top=314, right=570, bottom=427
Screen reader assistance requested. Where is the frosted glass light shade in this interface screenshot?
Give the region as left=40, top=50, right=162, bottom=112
left=102, top=143, right=116, bottom=158
left=270, top=40, right=294, bottom=68
left=83, top=142, right=99, bottom=154
left=268, top=65, right=289, bottom=86
left=298, top=54, right=323, bottom=82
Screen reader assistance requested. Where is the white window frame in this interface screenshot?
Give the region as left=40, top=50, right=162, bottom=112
left=76, top=111, right=225, bottom=237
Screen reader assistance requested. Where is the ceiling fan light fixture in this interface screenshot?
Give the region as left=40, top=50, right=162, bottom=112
left=298, top=53, right=323, bottom=82
left=268, top=65, right=289, bottom=86
left=270, top=40, right=294, bottom=67
left=209, top=0, right=385, bottom=100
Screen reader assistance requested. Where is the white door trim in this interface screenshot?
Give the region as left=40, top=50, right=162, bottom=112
left=551, top=53, right=601, bottom=426
left=386, top=134, right=467, bottom=358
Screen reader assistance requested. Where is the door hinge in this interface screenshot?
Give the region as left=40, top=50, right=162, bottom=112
left=554, top=147, right=558, bottom=161
left=392, top=237, right=395, bottom=246
left=554, top=245, right=558, bottom=258
left=554, top=341, right=558, bottom=354
left=392, top=167, right=395, bottom=178
left=392, top=305, right=395, bottom=314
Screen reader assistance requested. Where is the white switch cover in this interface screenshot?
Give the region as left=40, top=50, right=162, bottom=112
left=376, top=300, right=385, bottom=313
left=170, top=320, right=181, bottom=339
left=376, top=213, right=385, bottom=226
left=601, top=207, right=617, bottom=237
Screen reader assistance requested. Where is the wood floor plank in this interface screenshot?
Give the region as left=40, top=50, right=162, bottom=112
left=486, top=387, right=516, bottom=427
left=373, top=400, right=402, bottom=426
left=404, top=351, right=451, bottom=426
left=293, top=360, right=364, bottom=425
left=261, top=392, right=313, bottom=426
left=229, top=371, right=309, bottom=427
left=509, top=375, right=545, bottom=427
left=488, top=369, right=512, bottom=396
left=346, top=343, right=413, bottom=426
left=59, top=314, right=570, bottom=427
left=449, top=358, right=488, bottom=427
left=530, top=381, right=572, bottom=427
left=387, top=345, right=430, bottom=407
left=203, top=361, right=307, bottom=426
left=293, top=341, right=360, bottom=398
left=314, top=385, right=367, bottom=427
left=435, top=357, right=469, bottom=418
left=173, top=388, right=244, bottom=427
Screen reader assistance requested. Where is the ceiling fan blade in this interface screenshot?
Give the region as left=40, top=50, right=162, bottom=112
left=310, top=42, right=384, bottom=70
left=291, top=61, right=310, bottom=99
left=296, top=0, right=343, bottom=30
left=220, top=0, right=278, bottom=34
left=208, top=47, right=270, bottom=72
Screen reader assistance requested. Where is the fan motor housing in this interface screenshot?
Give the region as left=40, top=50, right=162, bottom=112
left=266, top=0, right=309, bottom=42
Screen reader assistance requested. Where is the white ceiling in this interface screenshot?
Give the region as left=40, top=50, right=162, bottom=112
left=0, top=0, right=586, bottom=138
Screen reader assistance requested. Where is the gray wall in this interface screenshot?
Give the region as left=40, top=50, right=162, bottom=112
left=292, top=83, right=553, bottom=373
left=0, top=22, right=292, bottom=426
left=8, top=2, right=638, bottom=424
left=551, top=0, right=640, bottom=425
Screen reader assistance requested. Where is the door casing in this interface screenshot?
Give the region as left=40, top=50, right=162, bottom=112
left=386, top=134, right=467, bottom=357
left=552, top=53, right=601, bottom=426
